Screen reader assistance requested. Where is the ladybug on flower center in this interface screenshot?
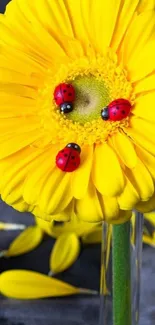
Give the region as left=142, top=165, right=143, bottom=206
left=54, top=83, right=75, bottom=113
left=101, top=98, right=132, bottom=121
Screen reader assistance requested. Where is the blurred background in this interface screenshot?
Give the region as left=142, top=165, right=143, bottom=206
left=0, top=1, right=155, bottom=324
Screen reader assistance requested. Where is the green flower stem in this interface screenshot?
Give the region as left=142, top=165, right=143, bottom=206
left=112, top=221, right=131, bottom=325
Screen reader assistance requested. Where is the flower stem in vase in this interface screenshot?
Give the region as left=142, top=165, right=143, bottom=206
left=112, top=221, right=131, bottom=325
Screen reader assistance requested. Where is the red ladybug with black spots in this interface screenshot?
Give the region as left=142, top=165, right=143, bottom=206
left=56, top=143, right=81, bottom=172
left=101, top=98, right=131, bottom=121
left=54, top=83, right=75, bottom=113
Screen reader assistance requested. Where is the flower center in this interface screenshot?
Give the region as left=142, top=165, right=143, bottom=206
left=69, top=76, right=110, bottom=124
left=38, top=50, right=135, bottom=146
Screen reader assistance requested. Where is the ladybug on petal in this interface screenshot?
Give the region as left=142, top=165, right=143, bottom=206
left=54, top=83, right=75, bottom=113
left=101, top=98, right=131, bottom=121
left=56, top=143, right=81, bottom=172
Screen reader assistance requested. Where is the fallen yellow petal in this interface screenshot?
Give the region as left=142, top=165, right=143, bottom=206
left=0, top=270, right=97, bottom=299
left=49, top=233, right=80, bottom=275
left=5, top=226, right=43, bottom=257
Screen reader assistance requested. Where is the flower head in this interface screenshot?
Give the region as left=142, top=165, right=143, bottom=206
left=0, top=0, right=155, bottom=223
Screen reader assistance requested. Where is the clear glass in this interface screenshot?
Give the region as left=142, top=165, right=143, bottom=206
left=99, top=212, right=144, bottom=325
left=132, top=212, right=144, bottom=325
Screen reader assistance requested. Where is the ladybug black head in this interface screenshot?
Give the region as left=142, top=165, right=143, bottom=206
left=66, top=143, right=81, bottom=153
left=101, top=107, right=109, bottom=120
left=60, top=102, right=73, bottom=113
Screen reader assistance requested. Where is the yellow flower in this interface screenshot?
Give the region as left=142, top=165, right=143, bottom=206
left=0, top=0, right=155, bottom=224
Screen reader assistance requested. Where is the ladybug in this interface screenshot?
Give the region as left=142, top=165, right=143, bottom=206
left=54, top=83, right=75, bottom=113
left=56, top=143, right=81, bottom=172
left=101, top=98, right=131, bottom=121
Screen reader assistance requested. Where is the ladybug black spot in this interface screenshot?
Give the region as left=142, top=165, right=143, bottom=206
left=63, top=89, right=67, bottom=93
left=113, top=112, right=116, bottom=115
left=71, top=156, right=75, bottom=159
left=64, top=154, right=68, bottom=157
left=67, top=85, right=70, bottom=88
left=68, top=93, right=72, bottom=96
left=116, top=106, right=119, bottom=110
left=121, top=110, right=126, bottom=114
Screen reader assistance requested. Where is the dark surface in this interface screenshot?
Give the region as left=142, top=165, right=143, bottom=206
left=0, top=1, right=155, bottom=324
left=0, top=202, right=155, bottom=325
left=0, top=0, right=11, bottom=12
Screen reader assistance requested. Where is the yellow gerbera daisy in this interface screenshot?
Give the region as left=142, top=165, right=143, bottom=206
left=0, top=0, right=155, bottom=224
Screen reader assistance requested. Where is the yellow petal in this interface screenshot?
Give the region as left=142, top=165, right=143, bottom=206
left=0, top=36, right=45, bottom=74
left=33, top=206, right=70, bottom=223
left=127, top=39, right=155, bottom=82
left=115, top=210, right=132, bottom=224
left=48, top=209, right=97, bottom=238
left=39, top=0, right=84, bottom=58
left=144, top=212, right=155, bottom=226
left=90, top=0, right=122, bottom=53
left=30, top=0, right=84, bottom=58
left=61, top=0, right=89, bottom=53
left=132, top=92, right=155, bottom=121
left=0, top=116, right=40, bottom=136
left=5, top=226, right=43, bottom=257
left=112, top=0, right=140, bottom=51
left=39, top=167, right=73, bottom=215
left=0, top=130, right=42, bottom=159
left=23, top=147, right=58, bottom=205
left=117, top=177, right=140, bottom=210
left=121, top=11, right=155, bottom=70
left=0, top=94, right=37, bottom=117
left=10, top=199, right=29, bottom=213
left=0, top=270, right=80, bottom=299
left=82, top=227, right=102, bottom=244
left=22, top=0, right=74, bottom=40
left=35, top=217, right=54, bottom=236
left=128, top=117, right=155, bottom=155
left=136, top=195, right=155, bottom=212
left=3, top=0, right=67, bottom=64
left=0, top=83, right=37, bottom=99
left=134, top=73, right=155, bottom=94
left=0, top=67, right=41, bottom=87
left=50, top=233, right=80, bottom=275
left=137, top=0, right=155, bottom=13
left=111, top=132, right=137, bottom=168
left=72, top=145, right=93, bottom=199
left=75, top=180, right=103, bottom=222
left=0, top=37, right=47, bottom=76
left=2, top=184, right=24, bottom=208
left=0, top=147, right=47, bottom=203
left=143, top=233, right=155, bottom=247
left=92, top=143, right=125, bottom=196
left=100, top=196, right=120, bottom=223
left=135, top=145, right=155, bottom=180
left=125, top=159, right=154, bottom=201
